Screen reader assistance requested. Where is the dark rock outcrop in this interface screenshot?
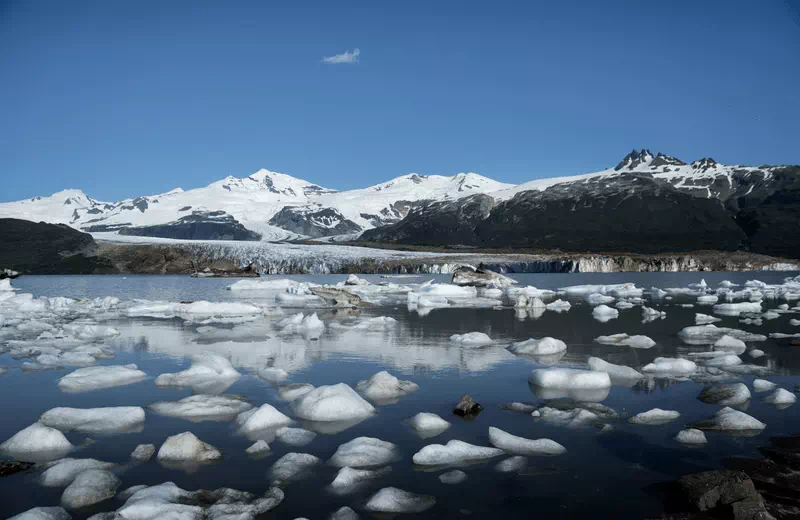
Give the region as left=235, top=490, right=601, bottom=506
left=453, top=394, right=483, bottom=418
left=0, top=218, right=115, bottom=274
left=0, top=460, right=34, bottom=477
left=269, top=206, right=361, bottom=238
left=118, top=211, right=260, bottom=241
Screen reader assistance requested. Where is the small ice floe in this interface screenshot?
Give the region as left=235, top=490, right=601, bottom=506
left=235, top=404, right=293, bottom=435
left=769, top=332, right=800, bottom=339
left=586, top=293, right=615, bottom=306
left=762, top=311, right=780, bottom=320
left=292, top=383, right=376, bottom=422
left=678, top=325, right=767, bottom=346
left=329, top=466, right=392, bottom=495
left=275, top=427, right=316, bottom=447
left=330, top=506, right=360, bottom=520
left=329, top=437, right=398, bottom=468
left=641, top=306, right=666, bottom=323
left=365, top=487, right=435, bottom=514
left=697, top=295, right=719, bottom=305
left=155, top=352, right=241, bottom=394
left=245, top=440, right=270, bottom=456
left=762, top=388, right=796, bottom=406
left=257, top=367, right=289, bottom=384
left=39, top=406, right=145, bottom=434
left=692, top=407, right=766, bottom=434
left=713, top=335, right=747, bottom=355
left=60, top=469, right=120, bottom=509
left=0, top=423, right=74, bottom=462
left=412, top=440, right=504, bottom=466
left=674, top=429, right=708, bottom=445
left=721, top=364, right=772, bottom=376
left=592, top=305, right=619, bottom=322
left=449, top=332, right=493, bottom=346
left=502, top=402, right=538, bottom=414
left=615, top=300, right=635, bottom=309
left=356, top=371, right=419, bottom=404
left=131, top=444, right=156, bottom=461
left=507, top=286, right=556, bottom=300
left=8, top=507, right=71, bottom=520
left=269, top=452, right=321, bottom=486
left=753, top=379, right=777, bottom=392
left=495, top=455, right=528, bottom=473
left=508, top=337, right=567, bottom=356
left=407, top=413, right=451, bottom=438
left=701, top=354, right=743, bottom=368
left=791, top=319, right=800, bottom=326
left=228, top=278, right=299, bottom=291
left=545, top=299, right=571, bottom=312
left=487, top=427, right=566, bottom=456
left=276, top=312, right=325, bottom=339
left=276, top=283, right=326, bottom=307
left=528, top=367, right=611, bottom=402
left=57, top=364, right=147, bottom=393
left=628, top=408, right=680, bottom=425
left=719, top=280, right=738, bottom=288
left=587, top=357, right=644, bottom=381
left=156, top=432, right=222, bottom=463
left=329, top=316, right=397, bottom=331
left=439, top=469, right=467, bottom=483
left=559, top=283, right=642, bottom=298
left=697, top=383, right=751, bottom=406
left=40, top=458, right=117, bottom=487
left=278, top=383, right=315, bottom=402
left=712, top=301, right=762, bottom=316
left=695, top=313, right=722, bottom=325
left=594, top=333, right=656, bottom=349
left=642, top=357, right=697, bottom=376
left=149, top=395, right=253, bottom=422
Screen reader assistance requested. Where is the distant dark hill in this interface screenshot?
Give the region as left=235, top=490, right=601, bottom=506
left=0, top=218, right=116, bottom=274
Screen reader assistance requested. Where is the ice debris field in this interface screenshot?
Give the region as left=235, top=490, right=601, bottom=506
left=1, top=270, right=800, bottom=518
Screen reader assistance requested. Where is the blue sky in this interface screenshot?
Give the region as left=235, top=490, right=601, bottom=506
left=1, top=0, right=799, bottom=202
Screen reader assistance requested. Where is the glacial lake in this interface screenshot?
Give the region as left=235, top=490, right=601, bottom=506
left=1, top=271, right=799, bottom=519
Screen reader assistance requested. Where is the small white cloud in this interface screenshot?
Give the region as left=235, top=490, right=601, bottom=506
left=322, top=48, right=360, bottom=65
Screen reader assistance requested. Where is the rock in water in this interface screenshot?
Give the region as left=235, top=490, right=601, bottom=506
left=0, top=460, right=34, bottom=477
left=453, top=394, right=483, bottom=417
left=677, top=470, right=764, bottom=513
left=451, top=266, right=515, bottom=288
left=697, top=383, right=752, bottom=406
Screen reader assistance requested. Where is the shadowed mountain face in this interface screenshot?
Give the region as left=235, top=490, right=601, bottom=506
left=0, top=218, right=115, bottom=274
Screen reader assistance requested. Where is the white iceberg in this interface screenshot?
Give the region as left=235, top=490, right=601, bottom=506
left=257, top=367, right=289, bottom=383
left=641, top=306, right=667, bottom=322
left=763, top=388, right=796, bottom=405
left=269, top=452, right=321, bottom=485
left=628, top=408, right=680, bottom=425
left=245, top=440, right=270, bottom=456
left=1, top=423, right=74, bottom=461
left=156, top=432, right=222, bottom=462
left=412, top=439, right=504, bottom=466
left=329, top=466, right=392, bottom=494
left=713, top=301, right=762, bottom=316
left=329, top=437, right=398, bottom=468
left=592, top=305, right=619, bottom=322
left=748, top=349, right=765, bottom=359
left=155, top=353, right=241, bottom=394
left=292, top=383, right=375, bottom=422
left=674, top=429, right=707, bottom=445
left=449, top=332, right=493, bottom=346
left=275, top=426, right=316, bottom=447
left=586, top=293, right=615, bottom=305
left=692, top=407, right=766, bottom=432
left=529, top=368, right=611, bottom=390
left=40, top=406, right=145, bottom=434
left=149, top=395, right=253, bottom=421
left=40, top=458, right=117, bottom=487
left=697, top=383, right=751, bottom=406
left=57, top=364, right=146, bottom=393
left=278, top=383, right=315, bottom=402
left=438, top=469, right=467, bottom=483
left=545, top=299, right=571, bottom=312
left=8, top=507, right=71, bottom=520
left=495, top=455, right=528, bottom=473
left=356, top=371, right=419, bottom=403
left=642, top=357, right=697, bottom=376
left=407, top=412, right=450, bottom=438
left=61, top=469, right=120, bottom=509
left=235, top=404, right=293, bottom=434
left=364, top=487, right=435, bottom=514
left=594, top=333, right=656, bottom=349
left=487, top=426, right=566, bottom=456
left=695, top=313, right=722, bottom=325
left=713, top=335, right=747, bottom=355
left=131, top=444, right=156, bottom=461
left=508, top=337, right=566, bottom=356
left=587, top=357, right=643, bottom=380
left=753, top=379, right=777, bottom=392
left=704, top=354, right=742, bottom=368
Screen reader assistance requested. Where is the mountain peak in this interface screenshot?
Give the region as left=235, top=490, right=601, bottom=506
left=614, top=149, right=654, bottom=171
left=651, top=152, right=686, bottom=168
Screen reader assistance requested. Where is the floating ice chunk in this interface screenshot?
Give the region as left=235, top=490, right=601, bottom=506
left=592, top=305, right=619, bottom=322
left=697, top=383, right=751, bottom=406
left=507, top=286, right=556, bottom=299
left=594, top=333, right=656, bottom=349
left=40, top=407, right=145, bottom=434
left=131, top=444, right=156, bottom=461
left=586, top=293, right=614, bottom=305
left=587, top=357, right=643, bottom=380
left=364, top=487, right=435, bottom=514
left=58, top=364, right=146, bottom=393
left=641, top=306, right=666, bottom=322
left=40, top=458, right=117, bottom=487
left=791, top=319, right=800, bottom=326
left=628, top=408, right=680, bottom=425
left=508, top=337, right=566, bottom=356
left=67, top=324, right=120, bottom=341
left=330, top=316, right=397, bottom=331
left=723, top=364, right=772, bottom=376
left=275, top=427, right=316, bottom=447
left=763, top=388, right=796, bottom=405
left=292, top=383, right=375, bottom=422
left=8, top=507, right=71, bottom=520
left=439, top=469, right=467, bottom=483
left=753, top=379, right=777, bottom=392
left=269, top=452, right=321, bottom=485
left=488, top=427, right=566, bottom=456
left=1, top=423, right=73, bottom=461
left=529, top=368, right=611, bottom=390
left=150, top=395, right=253, bottom=421
left=695, top=313, right=722, bottom=325
left=704, top=354, right=742, bottom=368
left=245, top=440, right=271, bottom=457
left=329, top=437, right=398, bottom=468
left=545, top=299, right=571, bottom=312
left=412, top=440, right=504, bottom=466
left=157, top=432, right=221, bottom=462
left=257, top=367, right=289, bottom=384
left=449, top=332, right=493, bottom=346
left=748, top=349, right=765, bottom=359
left=278, top=383, right=315, bottom=401
left=277, top=312, right=325, bottom=338
left=674, top=429, right=707, bottom=445
left=329, top=466, right=392, bottom=494
left=61, top=469, right=120, bottom=509
left=678, top=325, right=767, bottom=345
left=692, top=407, right=766, bottom=432
left=235, top=404, right=293, bottom=434
left=642, top=357, right=697, bottom=376
left=719, top=280, right=737, bottom=288
left=414, top=281, right=478, bottom=299
left=713, top=301, right=762, bottom=316
left=559, top=283, right=641, bottom=298
left=697, top=295, right=719, bottom=305
left=228, top=278, right=299, bottom=291
left=408, top=413, right=450, bottom=438
left=155, top=353, right=241, bottom=394
left=496, top=456, right=529, bottom=473
left=762, top=311, right=780, bottom=320
left=329, top=506, right=359, bottom=520
left=713, top=335, right=747, bottom=354
left=356, top=371, right=419, bottom=403
left=615, top=301, right=634, bottom=309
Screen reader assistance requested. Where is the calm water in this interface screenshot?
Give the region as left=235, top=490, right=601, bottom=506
left=2, top=272, right=799, bottom=519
